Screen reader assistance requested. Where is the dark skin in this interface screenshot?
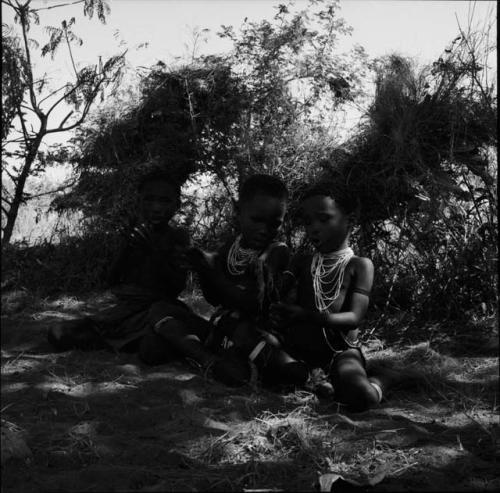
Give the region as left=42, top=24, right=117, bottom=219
left=270, top=195, right=373, bottom=330
left=188, top=194, right=289, bottom=313
left=109, top=179, right=217, bottom=368
left=108, top=180, right=189, bottom=295
left=187, top=193, right=302, bottom=372
left=269, top=195, right=383, bottom=411
left=49, top=179, right=192, bottom=356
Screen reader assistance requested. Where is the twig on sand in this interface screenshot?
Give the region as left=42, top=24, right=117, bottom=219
left=1, top=403, right=15, bottom=413
left=462, top=410, right=495, bottom=439
left=1, top=351, right=26, bottom=369
left=391, top=462, right=418, bottom=476
left=243, top=489, right=285, bottom=492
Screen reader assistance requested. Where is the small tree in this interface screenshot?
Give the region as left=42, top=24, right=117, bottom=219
left=1, top=0, right=125, bottom=244
left=214, top=0, right=368, bottom=188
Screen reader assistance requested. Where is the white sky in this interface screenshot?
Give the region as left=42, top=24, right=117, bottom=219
left=2, top=0, right=496, bottom=146
left=21, top=0, right=496, bottom=66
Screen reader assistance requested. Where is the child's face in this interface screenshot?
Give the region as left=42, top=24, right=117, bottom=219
left=300, top=195, right=351, bottom=253
left=140, top=180, right=179, bottom=226
left=237, top=194, right=287, bottom=250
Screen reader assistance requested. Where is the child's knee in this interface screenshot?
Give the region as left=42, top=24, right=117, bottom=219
left=154, top=317, right=187, bottom=342
left=262, top=350, right=309, bottom=387
left=138, top=332, right=177, bottom=365
left=337, top=378, right=381, bottom=412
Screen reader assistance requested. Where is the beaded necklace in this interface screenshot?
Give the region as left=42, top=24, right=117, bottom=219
left=227, top=235, right=259, bottom=276
left=311, top=247, right=354, bottom=312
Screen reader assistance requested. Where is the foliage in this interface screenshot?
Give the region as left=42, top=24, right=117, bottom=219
left=320, top=32, right=497, bottom=321
left=51, top=60, right=249, bottom=238
left=214, top=0, right=368, bottom=185
left=54, top=0, right=367, bottom=247
left=2, top=230, right=119, bottom=296
left=1, top=24, right=27, bottom=141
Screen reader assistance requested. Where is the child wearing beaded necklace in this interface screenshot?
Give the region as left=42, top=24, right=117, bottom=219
left=269, top=181, right=388, bottom=412
left=188, top=174, right=309, bottom=388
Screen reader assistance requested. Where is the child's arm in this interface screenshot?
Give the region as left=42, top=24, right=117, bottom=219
left=106, top=223, right=145, bottom=286
left=189, top=246, right=259, bottom=312
left=154, top=227, right=190, bottom=296
left=266, top=243, right=290, bottom=276
left=272, top=257, right=374, bottom=329
left=108, top=223, right=188, bottom=295
left=106, top=243, right=129, bottom=286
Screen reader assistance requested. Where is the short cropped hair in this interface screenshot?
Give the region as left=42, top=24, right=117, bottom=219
left=299, top=180, right=360, bottom=218
left=138, top=169, right=181, bottom=199
left=239, top=174, right=288, bottom=204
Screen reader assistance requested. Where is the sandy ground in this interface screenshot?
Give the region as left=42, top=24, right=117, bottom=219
left=1, top=293, right=499, bottom=492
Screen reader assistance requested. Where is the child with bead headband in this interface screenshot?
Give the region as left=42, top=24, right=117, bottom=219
left=188, top=174, right=309, bottom=388
left=269, top=181, right=387, bottom=412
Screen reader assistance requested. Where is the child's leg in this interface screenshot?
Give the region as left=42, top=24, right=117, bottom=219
left=329, top=348, right=382, bottom=412
left=48, top=318, right=108, bottom=351
left=138, top=329, right=178, bottom=365
left=250, top=331, right=309, bottom=387
left=258, top=345, right=309, bottom=387
left=153, top=316, right=216, bottom=368
left=136, top=301, right=215, bottom=367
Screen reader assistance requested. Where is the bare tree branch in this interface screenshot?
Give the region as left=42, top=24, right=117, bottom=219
left=2, top=137, right=29, bottom=146
left=64, top=25, right=79, bottom=77
left=2, top=193, right=13, bottom=206
left=454, top=13, right=496, bottom=120
left=20, top=104, right=38, bottom=114
left=1, top=0, right=17, bottom=9
left=60, top=110, right=74, bottom=127
left=46, top=71, right=111, bottom=133
left=32, top=0, right=84, bottom=12
left=18, top=3, right=43, bottom=118
left=17, top=106, right=30, bottom=144
left=46, top=78, right=85, bottom=116
left=23, top=180, right=76, bottom=200
left=38, top=83, right=70, bottom=106
left=3, top=167, right=19, bottom=185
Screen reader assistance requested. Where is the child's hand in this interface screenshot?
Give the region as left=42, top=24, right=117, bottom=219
left=185, top=247, right=215, bottom=273
left=269, top=302, right=307, bottom=328
left=120, top=222, right=155, bottom=250
left=170, top=245, right=191, bottom=270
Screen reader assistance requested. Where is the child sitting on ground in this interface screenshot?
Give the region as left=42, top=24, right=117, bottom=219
left=188, top=174, right=309, bottom=388
left=48, top=169, right=215, bottom=369
left=269, top=180, right=390, bottom=412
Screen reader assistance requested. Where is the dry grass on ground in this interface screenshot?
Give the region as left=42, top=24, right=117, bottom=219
left=1, top=292, right=499, bottom=492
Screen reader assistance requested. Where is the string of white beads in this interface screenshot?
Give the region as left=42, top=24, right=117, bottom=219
left=311, top=247, right=354, bottom=312
left=227, top=235, right=259, bottom=276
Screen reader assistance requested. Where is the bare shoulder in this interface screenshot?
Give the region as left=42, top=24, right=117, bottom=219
left=269, top=241, right=289, bottom=252
left=169, top=225, right=191, bottom=246
left=268, top=242, right=290, bottom=258
left=349, top=256, right=374, bottom=275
